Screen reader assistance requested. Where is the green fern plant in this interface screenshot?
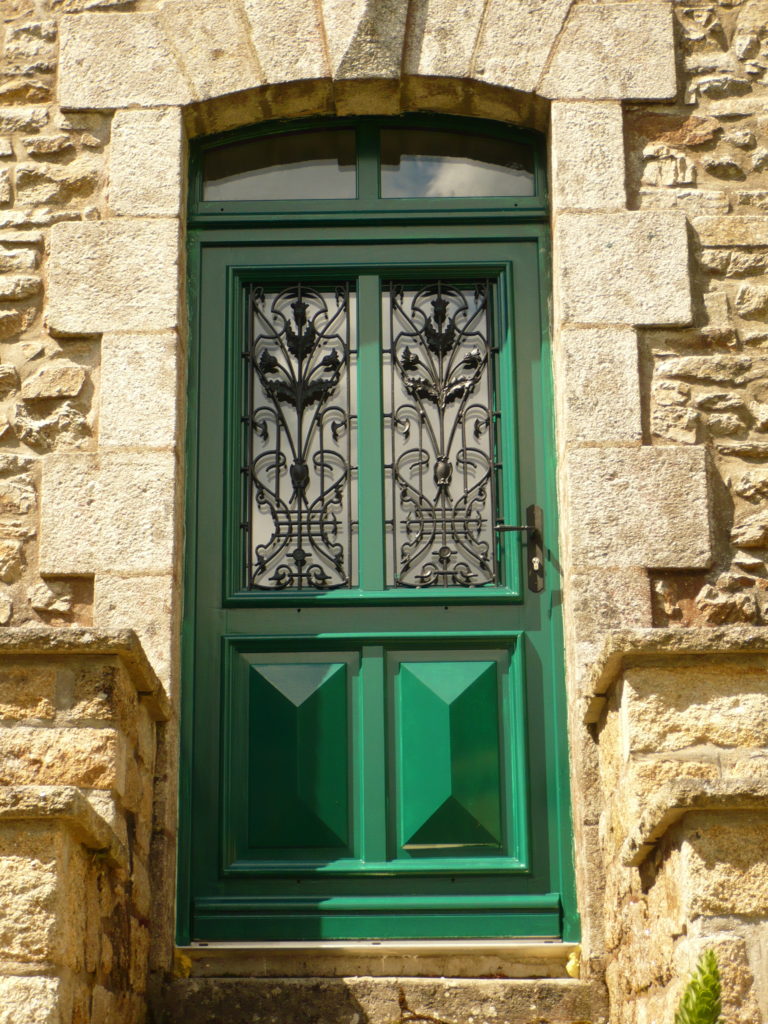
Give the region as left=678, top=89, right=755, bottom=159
left=674, top=950, right=724, bottom=1024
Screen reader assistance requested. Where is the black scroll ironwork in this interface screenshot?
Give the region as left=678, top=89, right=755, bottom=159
left=386, top=281, right=499, bottom=588
left=243, top=282, right=356, bottom=590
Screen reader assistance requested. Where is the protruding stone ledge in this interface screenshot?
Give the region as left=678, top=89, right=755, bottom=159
left=0, top=626, right=170, bottom=721
left=620, top=778, right=768, bottom=868
left=583, top=626, right=768, bottom=723
left=0, top=784, right=127, bottom=867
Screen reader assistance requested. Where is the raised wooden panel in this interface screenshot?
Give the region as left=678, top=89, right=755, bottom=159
left=238, top=658, right=351, bottom=856
left=395, top=659, right=503, bottom=854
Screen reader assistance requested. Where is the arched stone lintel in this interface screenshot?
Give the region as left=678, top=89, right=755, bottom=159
left=181, top=76, right=550, bottom=140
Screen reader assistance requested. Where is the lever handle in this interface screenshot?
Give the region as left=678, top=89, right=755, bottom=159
left=495, top=504, right=544, bottom=594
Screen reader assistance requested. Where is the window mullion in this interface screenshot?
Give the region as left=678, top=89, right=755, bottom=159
left=356, top=273, right=386, bottom=593
left=356, top=123, right=380, bottom=201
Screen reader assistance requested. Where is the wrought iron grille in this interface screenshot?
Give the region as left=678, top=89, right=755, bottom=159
left=242, top=282, right=357, bottom=590
left=385, top=280, right=499, bottom=588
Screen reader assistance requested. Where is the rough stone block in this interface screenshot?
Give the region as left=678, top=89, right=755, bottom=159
left=96, top=451, right=177, bottom=574
left=403, top=0, right=485, bottom=78
left=109, top=108, right=183, bottom=218
left=0, top=976, right=60, bottom=1024
left=48, top=220, right=180, bottom=334
left=556, top=211, right=692, bottom=326
left=99, top=333, right=179, bottom=449
left=58, top=14, right=191, bottom=109
left=568, top=568, right=652, bottom=639
left=40, top=453, right=98, bottom=575
left=540, top=3, right=676, bottom=100
left=683, top=812, right=768, bottom=918
left=550, top=102, right=626, bottom=210
left=321, top=0, right=408, bottom=79
left=471, top=0, right=571, bottom=93
left=157, top=0, right=262, bottom=101
left=0, top=664, right=56, bottom=720
left=0, top=728, right=118, bottom=789
left=623, top=663, right=768, bottom=753
left=95, top=574, right=176, bottom=690
left=559, top=327, right=642, bottom=444
left=567, top=446, right=711, bottom=569
left=693, top=215, right=768, bottom=248
left=0, top=823, right=58, bottom=962
left=243, top=0, right=328, bottom=84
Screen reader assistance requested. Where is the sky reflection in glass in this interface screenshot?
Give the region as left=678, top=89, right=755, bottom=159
left=380, top=129, right=534, bottom=198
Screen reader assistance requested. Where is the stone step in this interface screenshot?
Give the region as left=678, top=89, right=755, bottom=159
left=156, top=976, right=608, bottom=1024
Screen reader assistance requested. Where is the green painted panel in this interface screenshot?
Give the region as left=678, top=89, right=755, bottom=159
left=247, top=661, right=349, bottom=852
left=396, top=660, right=502, bottom=853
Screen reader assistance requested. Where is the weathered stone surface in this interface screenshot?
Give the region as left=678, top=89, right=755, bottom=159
left=109, top=108, right=182, bottom=218
left=551, top=102, right=625, bottom=210
left=160, top=976, right=605, bottom=1024
left=242, top=0, right=328, bottom=84
left=40, top=450, right=176, bottom=574
left=0, top=107, right=47, bottom=134
left=473, top=0, right=571, bottom=93
left=15, top=162, right=99, bottom=205
left=0, top=976, right=60, bottom=1024
left=58, top=14, right=192, bottom=109
left=559, top=327, right=641, bottom=443
left=21, top=361, right=85, bottom=400
left=694, top=215, right=768, bottom=248
left=540, top=3, right=676, bottom=100
left=735, top=282, right=768, bottom=320
left=0, top=664, right=56, bottom=720
left=568, top=568, right=652, bottom=638
left=48, top=220, right=180, bottom=333
left=0, top=539, right=24, bottom=583
left=99, top=332, right=178, bottom=448
left=0, top=728, right=117, bottom=788
left=321, top=0, right=408, bottom=79
left=39, top=453, right=97, bottom=574
left=567, top=446, right=711, bottom=569
left=402, top=0, right=485, bottom=78
left=556, top=212, right=692, bottom=325
left=157, top=0, right=262, bottom=101
left=684, top=812, right=768, bottom=918
left=95, top=574, right=175, bottom=689
left=0, top=273, right=40, bottom=300
left=623, top=662, right=768, bottom=752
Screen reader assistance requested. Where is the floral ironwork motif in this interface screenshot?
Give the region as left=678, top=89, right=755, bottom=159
left=386, top=281, right=498, bottom=587
left=243, top=283, right=356, bottom=589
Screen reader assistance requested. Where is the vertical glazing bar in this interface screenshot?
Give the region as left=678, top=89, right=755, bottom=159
left=357, top=274, right=386, bottom=592
left=244, top=284, right=254, bottom=588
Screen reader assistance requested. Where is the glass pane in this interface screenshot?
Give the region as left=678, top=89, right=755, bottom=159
left=203, top=130, right=356, bottom=201
left=380, top=129, right=534, bottom=198
left=383, top=281, right=499, bottom=588
left=243, top=282, right=357, bottom=590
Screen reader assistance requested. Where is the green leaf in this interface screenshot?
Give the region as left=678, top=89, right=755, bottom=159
left=674, top=950, right=724, bottom=1024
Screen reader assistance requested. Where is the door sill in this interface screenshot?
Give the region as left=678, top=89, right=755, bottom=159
left=178, top=939, right=579, bottom=979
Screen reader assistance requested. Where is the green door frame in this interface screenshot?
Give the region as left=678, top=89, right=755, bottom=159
left=178, top=115, right=578, bottom=944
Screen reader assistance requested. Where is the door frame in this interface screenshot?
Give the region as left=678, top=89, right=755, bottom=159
left=177, top=115, right=578, bottom=945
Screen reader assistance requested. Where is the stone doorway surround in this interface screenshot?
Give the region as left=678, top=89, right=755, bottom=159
left=5, top=0, right=766, bottom=1020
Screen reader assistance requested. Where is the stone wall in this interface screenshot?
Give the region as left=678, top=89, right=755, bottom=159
left=0, top=0, right=767, bottom=1022
left=0, top=628, right=168, bottom=1024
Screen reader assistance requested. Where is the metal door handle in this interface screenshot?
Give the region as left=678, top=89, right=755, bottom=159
left=495, top=504, right=545, bottom=593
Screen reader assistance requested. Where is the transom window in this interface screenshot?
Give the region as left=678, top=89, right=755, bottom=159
left=194, top=115, right=545, bottom=213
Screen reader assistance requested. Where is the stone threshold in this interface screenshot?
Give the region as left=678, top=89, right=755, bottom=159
left=179, top=939, right=579, bottom=979
left=0, top=784, right=128, bottom=867
left=582, top=626, right=768, bottom=723
left=0, top=625, right=170, bottom=720
left=621, top=778, right=768, bottom=868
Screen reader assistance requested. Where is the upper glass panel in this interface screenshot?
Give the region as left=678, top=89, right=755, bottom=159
left=379, top=129, right=535, bottom=199
left=203, top=129, right=356, bottom=201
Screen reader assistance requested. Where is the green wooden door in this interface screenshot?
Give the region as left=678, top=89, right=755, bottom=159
left=179, top=118, right=576, bottom=943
